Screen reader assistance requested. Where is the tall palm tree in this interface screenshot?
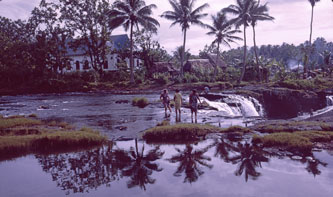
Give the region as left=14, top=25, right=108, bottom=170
left=161, top=0, right=209, bottom=77
left=223, top=0, right=256, bottom=83
left=206, top=12, right=242, bottom=79
left=249, top=0, right=274, bottom=81
left=304, top=0, right=320, bottom=76
left=109, top=0, right=160, bottom=83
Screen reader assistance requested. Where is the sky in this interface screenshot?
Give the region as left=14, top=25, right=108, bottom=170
left=0, top=0, right=332, bottom=55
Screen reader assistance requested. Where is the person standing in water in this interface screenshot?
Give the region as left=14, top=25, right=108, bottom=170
left=189, top=89, right=201, bottom=123
left=173, top=89, right=182, bottom=122
left=160, top=89, right=172, bottom=117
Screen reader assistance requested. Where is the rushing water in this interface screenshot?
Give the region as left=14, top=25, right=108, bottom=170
left=0, top=92, right=264, bottom=140
left=1, top=137, right=333, bottom=197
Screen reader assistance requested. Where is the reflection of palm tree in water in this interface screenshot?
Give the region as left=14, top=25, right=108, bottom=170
left=121, top=139, right=164, bottom=190
left=36, top=143, right=125, bottom=194
left=229, top=143, right=269, bottom=182
left=168, top=144, right=213, bottom=183
left=36, top=140, right=164, bottom=194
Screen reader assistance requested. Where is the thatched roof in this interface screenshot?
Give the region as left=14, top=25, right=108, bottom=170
left=152, top=62, right=179, bottom=73
left=206, top=54, right=227, bottom=68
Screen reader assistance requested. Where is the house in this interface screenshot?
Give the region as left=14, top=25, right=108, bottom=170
left=63, top=34, right=141, bottom=72
left=151, top=61, right=179, bottom=75
left=183, top=54, right=227, bottom=73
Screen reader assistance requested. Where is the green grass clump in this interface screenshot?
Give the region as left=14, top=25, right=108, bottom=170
left=253, top=131, right=333, bottom=153
left=222, top=126, right=252, bottom=133
left=132, top=97, right=149, bottom=108
left=254, top=121, right=329, bottom=133
left=142, top=124, right=251, bottom=143
left=143, top=124, right=224, bottom=142
left=0, top=117, right=42, bottom=130
left=253, top=133, right=312, bottom=152
left=0, top=116, right=107, bottom=161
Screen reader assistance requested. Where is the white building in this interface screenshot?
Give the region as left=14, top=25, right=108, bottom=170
left=63, top=34, right=141, bottom=72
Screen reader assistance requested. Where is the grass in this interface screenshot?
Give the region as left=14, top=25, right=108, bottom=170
left=132, top=97, right=149, bottom=108
left=0, top=117, right=42, bottom=131
left=253, top=131, right=333, bottom=153
left=142, top=124, right=251, bottom=143
left=253, top=121, right=329, bottom=133
left=0, top=116, right=107, bottom=161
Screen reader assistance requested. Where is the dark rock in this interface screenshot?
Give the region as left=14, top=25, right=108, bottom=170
left=115, top=126, right=127, bottom=131
left=115, top=100, right=129, bottom=104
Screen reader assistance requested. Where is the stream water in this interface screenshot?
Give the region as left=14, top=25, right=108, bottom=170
left=1, top=92, right=333, bottom=196
left=0, top=92, right=264, bottom=140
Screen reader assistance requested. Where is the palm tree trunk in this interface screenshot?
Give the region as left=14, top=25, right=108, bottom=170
left=181, top=28, right=187, bottom=78
left=304, top=5, right=314, bottom=78
left=239, top=24, right=247, bottom=83
left=214, top=43, right=220, bottom=80
left=130, top=22, right=134, bottom=84
left=252, top=25, right=260, bottom=82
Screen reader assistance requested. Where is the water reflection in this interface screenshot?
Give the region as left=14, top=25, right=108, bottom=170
left=167, top=144, right=213, bottom=183
left=33, top=138, right=331, bottom=195
left=36, top=140, right=164, bottom=194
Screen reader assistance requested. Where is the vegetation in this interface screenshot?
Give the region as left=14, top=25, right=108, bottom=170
left=132, top=97, right=149, bottom=108
left=253, top=121, right=330, bottom=133
left=161, top=0, right=209, bottom=78
left=0, top=116, right=107, bottom=161
left=109, top=0, right=160, bottom=83
left=142, top=124, right=251, bottom=142
left=253, top=131, right=333, bottom=152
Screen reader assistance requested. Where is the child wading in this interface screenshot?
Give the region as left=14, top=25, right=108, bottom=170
left=173, top=89, right=182, bottom=122
left=189, top=89, right=201, bottom=123
left=160, top=89, right=172, bottom=117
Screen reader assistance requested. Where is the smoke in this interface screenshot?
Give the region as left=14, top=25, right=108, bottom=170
left=288, top=59, right=303, bottom=70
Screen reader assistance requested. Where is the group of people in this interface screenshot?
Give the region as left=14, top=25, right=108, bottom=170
left=160, top=89, right=201, bottom=123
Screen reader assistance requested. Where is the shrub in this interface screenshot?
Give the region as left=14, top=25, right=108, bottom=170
left=184, top=73, right=199, bottom=83
left=132, top=97, right=149, bottom=108
left=154, top=73, right=169, bottom=85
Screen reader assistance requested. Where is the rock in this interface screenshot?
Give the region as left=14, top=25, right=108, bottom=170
left=115, top=100, right=129, bottom=104
left=39, top=105, right=50, bottom=109
left=115, top=126, right=127, bottom=131
left=291, top=155, right=303, bottom=160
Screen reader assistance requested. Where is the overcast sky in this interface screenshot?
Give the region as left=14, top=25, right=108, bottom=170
left=0, top=0, right=332, bottom=55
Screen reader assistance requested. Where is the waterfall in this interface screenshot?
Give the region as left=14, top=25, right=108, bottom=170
left=200, top=94, right=263, bottom=118
left=294, top=95, right=333, bottom=120
left=327, top=95, right=333, bottom=106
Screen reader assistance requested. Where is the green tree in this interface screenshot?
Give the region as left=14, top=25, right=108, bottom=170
left=109, top=0, right=160, bottom=84
left=161, top=0, right=209, bottom=78
left=58, top=0, right=112, bottom=75
left=304, top=0, right=321, bottom=76
left=249, top=0, right=274, bottom=81
left=207, top=12, right=242, bottom=79
left=133, top=29, right=171, bottom=78
left=223, top=0, right=257, bottom=83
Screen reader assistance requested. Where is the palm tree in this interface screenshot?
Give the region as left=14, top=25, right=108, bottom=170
left=206, top=12, right=242, bottom=79
left=161, top=0, right=209, bottom=77
left=223, top=0, right=257, bottom=83
left=304, top=0, right=320, bottom=76
left=249, top=0, right=274, bottom=81
left=108, top=0, right=160, bottom=83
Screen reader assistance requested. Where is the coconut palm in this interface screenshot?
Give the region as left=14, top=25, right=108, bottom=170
left=161, top=0, right=209, bottom=77
left=249, top=0, right=274, bottom=81
left=223, top=0, right=257, bottom=83
left=207, top=12, right=242, bottom=79
left=108, top=0, right=160, bottom=83
left=304, top=0, right=321, bottom=76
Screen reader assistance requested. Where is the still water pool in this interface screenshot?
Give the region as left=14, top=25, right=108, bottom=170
left=1, top=138, right=333, bottom=197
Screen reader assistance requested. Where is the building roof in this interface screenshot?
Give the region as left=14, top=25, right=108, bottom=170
left=66, top=34, right=129, bottom=56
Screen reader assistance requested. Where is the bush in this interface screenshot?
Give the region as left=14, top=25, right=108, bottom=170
left=154, top=73, right=169, bottom=85
left=132, top=97, right=149, bottom=108
left=183, top=73, right=199, bottom=83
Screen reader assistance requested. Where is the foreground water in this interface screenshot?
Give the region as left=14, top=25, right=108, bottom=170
left=1, top=138, right=333, bottom=197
